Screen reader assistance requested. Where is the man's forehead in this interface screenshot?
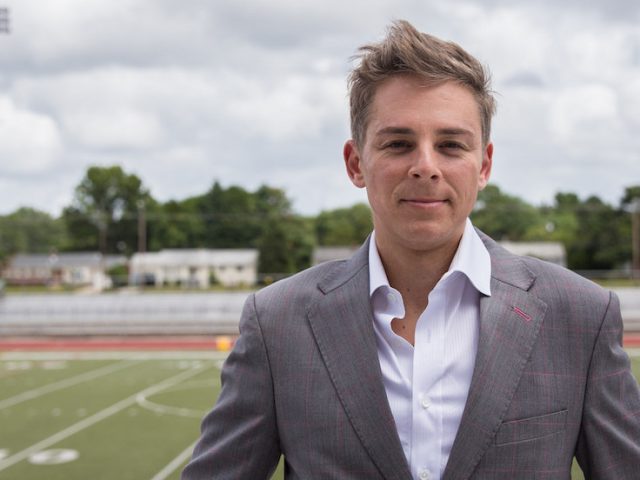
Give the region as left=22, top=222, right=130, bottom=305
left=366, top=78, right=482, bottom=138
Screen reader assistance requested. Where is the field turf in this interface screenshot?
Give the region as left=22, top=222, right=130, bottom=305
left=0, top=351, right=230, bottom=480
left=0, top=350, right=638, bottom=480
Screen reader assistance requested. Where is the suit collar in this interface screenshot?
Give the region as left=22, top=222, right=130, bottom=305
left=368, top=220, right=492, bottom=298
left=312, top=232, right=548, bottom=480
left=477, top=229, right=537, bottom=291
left=444, top=231, right=548, bottom=479
left=317, top=229, right=536, bottom=293
left=317, top=237, right=370, bottom=295
left=310, top=236, right=413, bottom=480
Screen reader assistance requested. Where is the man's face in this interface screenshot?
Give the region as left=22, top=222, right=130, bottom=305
left=344, top=75, right=492, bottom=255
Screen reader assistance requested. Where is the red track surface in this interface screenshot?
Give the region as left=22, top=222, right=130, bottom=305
left=625, top=333, right=640, bottom=347
left=0, top=334, right=639, bottom=351
left=0, top=336, right=238, bottom=351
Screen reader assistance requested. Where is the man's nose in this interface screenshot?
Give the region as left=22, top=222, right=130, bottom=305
left=408, top=147, right=441, bottom=180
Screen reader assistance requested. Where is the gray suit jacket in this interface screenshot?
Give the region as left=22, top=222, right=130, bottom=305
left=183, top=232, right=640, bottom=479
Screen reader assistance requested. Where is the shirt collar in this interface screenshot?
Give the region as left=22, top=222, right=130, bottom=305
left=368, top=218, right=492, bottom=298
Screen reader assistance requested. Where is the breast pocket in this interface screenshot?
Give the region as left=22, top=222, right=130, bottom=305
left=494, top=409, right=567, bottom=446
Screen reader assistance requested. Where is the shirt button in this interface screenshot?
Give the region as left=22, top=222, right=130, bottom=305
left=386, top=292, right=396, bottom=303
left=420, top=396, right=430, bottom=409
left=418, top=468, right=430, bottom=480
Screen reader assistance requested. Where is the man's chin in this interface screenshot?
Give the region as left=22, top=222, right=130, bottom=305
left=393, top=225, right=463, bottom=253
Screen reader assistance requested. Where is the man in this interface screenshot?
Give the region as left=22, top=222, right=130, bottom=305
left=183, top=20, right=640, bottom=479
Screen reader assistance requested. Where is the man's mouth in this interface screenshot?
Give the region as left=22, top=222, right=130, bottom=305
left=400, top=198, right=448, bottom=207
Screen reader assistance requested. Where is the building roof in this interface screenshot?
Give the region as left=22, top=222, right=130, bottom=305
left=130, top=249, right=258, bottom=268
left=312, top=246, right=359, bottom=265
left=498, top=241, right=566, bottom=265
left=8, top=252, right=126, bottom=269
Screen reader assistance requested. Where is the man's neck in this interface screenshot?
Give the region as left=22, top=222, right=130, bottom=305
left=375, top=233, right=462, bottom=311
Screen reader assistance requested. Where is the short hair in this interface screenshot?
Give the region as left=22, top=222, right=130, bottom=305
left=348, top=20, right=496, bottom=147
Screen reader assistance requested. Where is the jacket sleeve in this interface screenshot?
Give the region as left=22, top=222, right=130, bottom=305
left=575, top=291, right=640, bottom=478
left=182, top=293, right=281, bottom=480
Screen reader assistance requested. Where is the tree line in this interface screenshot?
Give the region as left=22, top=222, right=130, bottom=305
left=0, top=165, right=638, bottom=273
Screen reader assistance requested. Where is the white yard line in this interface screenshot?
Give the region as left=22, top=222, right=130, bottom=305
left=136, top=393, right=205, bottom=419
left=0, top=360, right=137, bottom=410
left=0, top=363, right=213, bottom=473
left=149, top=440, right=198, bottom=480
left=0, top=351, right=228, bottom=361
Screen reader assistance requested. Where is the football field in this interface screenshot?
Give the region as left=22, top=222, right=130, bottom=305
left=0, top=350, right=252, bottom=480
left=0, top=349, right=638, bottom=480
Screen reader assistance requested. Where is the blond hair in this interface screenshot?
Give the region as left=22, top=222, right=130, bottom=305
left=348, top=20, right=496, bottom=147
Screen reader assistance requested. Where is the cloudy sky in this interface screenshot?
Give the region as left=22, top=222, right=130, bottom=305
left=0, top=0, right=638, bottom=217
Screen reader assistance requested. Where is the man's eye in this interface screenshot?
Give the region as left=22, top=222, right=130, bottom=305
left=440, top=142, right=466, bottom=152
left=385, top=141, right=412, bottom=150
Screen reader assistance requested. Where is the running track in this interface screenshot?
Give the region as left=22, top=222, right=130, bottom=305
left=0, top=333, right=639, bottom=351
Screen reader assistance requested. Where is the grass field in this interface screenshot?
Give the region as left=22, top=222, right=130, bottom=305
left=0, top=350, right=638, bottom=480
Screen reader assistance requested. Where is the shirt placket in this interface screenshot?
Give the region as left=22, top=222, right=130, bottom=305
left=411, top=286, right=445, bottom=480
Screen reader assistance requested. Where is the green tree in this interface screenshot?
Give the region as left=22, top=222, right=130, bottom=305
left=258, top=215, right=314, bottom=275
left=147, top=181, right=310, bottom=274
left=188, top=182, right=294, bottom=249
left=315, top=203, right=373, bottom=246
left=568, top=196, right=629, bottom=270
left=148, top=197, right=205, bottom=250
left=63, top=166, right=152, bottom=254
left=523, top=192, right=580, bottom=244
left=197, top=182, right=260, bottom=248
left=471, top=185, right=544, bottom=241
left=255, top=185, right=292, bottom=216
left=621, top=185, right=640, bottom=210
left=0, top=208, right=67, bottom=262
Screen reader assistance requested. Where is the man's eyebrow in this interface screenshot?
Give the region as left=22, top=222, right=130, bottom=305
left=373, top=126, right=415, bottom=136
left=373, top=127, right=476, bottom=137
left=436, top=127, right=475, bottom=137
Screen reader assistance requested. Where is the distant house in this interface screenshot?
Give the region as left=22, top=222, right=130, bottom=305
left=129, top=249, right=258, bottom=288
left=2, top=252, right=126, bottom=290
left=312, top=246, right=360, bottom=266
left=498, top=241, right=567, bottom=267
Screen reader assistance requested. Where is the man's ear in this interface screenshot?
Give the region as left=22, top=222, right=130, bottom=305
left=478, top=142, right=493, bottom=190
left=344, top=140, right=366, bottom=188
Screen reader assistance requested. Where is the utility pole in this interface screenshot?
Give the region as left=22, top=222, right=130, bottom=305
left=137, top=200, right=147, bottom=253
left=0, top=7, right=9, bottom=34
left=632, top=198, right=640, bottom=279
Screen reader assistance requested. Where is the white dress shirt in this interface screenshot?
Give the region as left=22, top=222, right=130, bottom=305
left=369, top=218, right=491, bottom=480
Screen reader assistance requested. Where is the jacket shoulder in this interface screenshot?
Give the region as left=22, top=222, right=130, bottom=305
left=253, top=260, right=348, bottom=311
left=478, top=229, right=612, bottom=312
left=521, top=255, right=610, bottom=304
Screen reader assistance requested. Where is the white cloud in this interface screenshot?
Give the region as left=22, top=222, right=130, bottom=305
left=63, top=108, right=163, bottom=150
left=10, top=67, right=219, bottom=149
left=3, top=0, right=212, bottom=70
left=0, top=97, right=62, bottom=175
left=223, top=74, right=346, bottom=142
left=550, top=84, right=620, bottom=153
left=0, top=0, right=638, bottom=217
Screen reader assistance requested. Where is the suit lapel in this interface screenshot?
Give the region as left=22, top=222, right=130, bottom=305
left=307, top=240, right=412, bottom=480
left=443, top=235, right=548, bottom=480
left=307, top=233, right=548, bottom=480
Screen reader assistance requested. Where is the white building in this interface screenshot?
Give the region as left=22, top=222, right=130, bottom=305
left=312, top=246, right=360, bottom=266
left=129, top=249, right=258, bottom=288
left=2, top=252, right=126, bottom=290
left=498, top=241, right=567, bottom=267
